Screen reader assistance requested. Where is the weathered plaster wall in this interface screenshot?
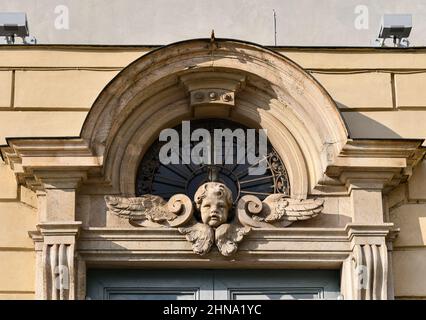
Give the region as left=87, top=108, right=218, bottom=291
left=0, top=46, right=425, bottom=299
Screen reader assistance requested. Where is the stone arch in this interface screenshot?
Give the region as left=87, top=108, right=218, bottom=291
left=81, top=39, right=348, bottom=198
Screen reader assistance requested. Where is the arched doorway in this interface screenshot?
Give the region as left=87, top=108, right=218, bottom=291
left=2, top=38, right=422, bottom=300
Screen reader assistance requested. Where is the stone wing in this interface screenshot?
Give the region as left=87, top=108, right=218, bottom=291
left=237, top=194, right=324, bottom=228
left=105, top=195, right=177, bottom=222
left=266, top=197, right=324, bottom=222
left=215, top=223, right=251, bottom=257
left=178, top=223, right=214, bottom=256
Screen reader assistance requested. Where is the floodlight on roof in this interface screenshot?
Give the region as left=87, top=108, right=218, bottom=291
left=0, top=12, right=36, bottom=44
left=376, top=14, right=412, bottom=47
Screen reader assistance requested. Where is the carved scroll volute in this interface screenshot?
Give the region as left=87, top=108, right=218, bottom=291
left=236, top=195, right=270, bottom=228
left=237, top=194, right=324, bottom=228
left=262, top=194, right=293, bottom=227
left=166, top=194, right=194, bottom=227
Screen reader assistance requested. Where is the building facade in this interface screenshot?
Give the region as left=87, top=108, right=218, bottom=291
left=0, top=39, right=425, bottom=300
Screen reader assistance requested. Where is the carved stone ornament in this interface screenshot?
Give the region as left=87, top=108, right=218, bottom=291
left=105, top=182, right=324, bottom=256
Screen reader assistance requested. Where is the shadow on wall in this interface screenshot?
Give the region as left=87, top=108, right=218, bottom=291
left=390, top=204, right=426, bottom=247
left=336, top=101, right=402, bottom=140
left=289, top=213, right=352, bottom=228
left=389, top=161, right=426, bottom=246
left=338, top=100, right=426, bottom=246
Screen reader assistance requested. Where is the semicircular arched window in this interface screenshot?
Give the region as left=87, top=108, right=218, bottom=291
left=136, top=119, right=290, bottom=203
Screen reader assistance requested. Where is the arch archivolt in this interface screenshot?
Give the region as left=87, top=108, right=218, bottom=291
left=83, top=40, right=349, bottom=198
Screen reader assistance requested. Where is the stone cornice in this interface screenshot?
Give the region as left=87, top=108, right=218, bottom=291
left=29, top=221, right=82, bottom=249
left=37, top=221, right=82, bottom=236
left=323, top=139, right=426, bottom=193
left=2, top=137, right=425, bottom=195
left=78, top=227, right=349, bottom=267
left=74, top=223, right=397, bottom=267
left=1, top=138, right=102, bottom=191
left=4, top=138, right=94, bottom=157
left=80, top=224, right=394, bottom=243
left=336, top=139, right=423, bottom=158
left=345, top=223, right=396, bottom=247
left=2, top=138, right=100, bottom=167
left=80, top=227, right=350, bottom=245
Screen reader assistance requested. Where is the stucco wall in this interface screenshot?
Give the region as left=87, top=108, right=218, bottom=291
left=0, top=46, right=425, bottom=299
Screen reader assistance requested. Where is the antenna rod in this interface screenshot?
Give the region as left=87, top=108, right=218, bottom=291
left=273, top=9, right=277, bottom=46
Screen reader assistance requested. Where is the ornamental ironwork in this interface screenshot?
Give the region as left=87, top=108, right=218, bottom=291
left=135, top=119, right=290, bottom=203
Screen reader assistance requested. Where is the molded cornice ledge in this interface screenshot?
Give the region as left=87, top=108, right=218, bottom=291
left=345, top=223, right=395, bottom=247
left=324, top=139, right=426, bottom=193
left=0, top=138, right=102, bottom=191
left=37, top=221, right=82, bottom=237
left=29, top=221, right=82, bottom=248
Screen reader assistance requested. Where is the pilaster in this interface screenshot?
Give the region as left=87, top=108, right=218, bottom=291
left=29, top=171, right=85, bottom=300
left=341, top=223, right=394, bottom=300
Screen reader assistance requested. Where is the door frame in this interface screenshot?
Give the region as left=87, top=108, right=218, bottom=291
left=86, top=269, right=341, bottom=300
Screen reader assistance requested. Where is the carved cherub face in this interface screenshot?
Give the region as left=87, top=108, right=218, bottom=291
left=194, top=182, right=233, bottom=228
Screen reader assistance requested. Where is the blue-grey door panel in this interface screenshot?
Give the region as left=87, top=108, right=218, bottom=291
left=86, top=269, right=340, bottom=300
left=87, top=270, right=214, bottom=300
left=213, top=270, right=340, bottom=300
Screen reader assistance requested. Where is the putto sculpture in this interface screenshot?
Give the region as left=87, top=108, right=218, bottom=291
left=105, top=182, right=324, bottom=257
left=179, top=182, right=250, bottom=256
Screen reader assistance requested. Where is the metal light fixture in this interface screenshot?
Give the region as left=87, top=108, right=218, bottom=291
left=376, top=14, right=412, bottom=47
left=0, top=12, right=36, bottom=44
